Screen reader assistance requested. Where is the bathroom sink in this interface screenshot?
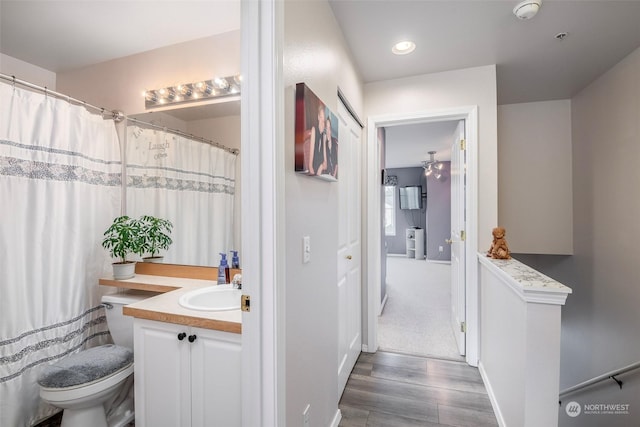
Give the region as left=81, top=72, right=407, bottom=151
left=178, top=285, right=242, bottom=311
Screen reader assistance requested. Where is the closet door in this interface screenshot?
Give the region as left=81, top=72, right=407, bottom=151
left=337, top=101, right=362, bottom=396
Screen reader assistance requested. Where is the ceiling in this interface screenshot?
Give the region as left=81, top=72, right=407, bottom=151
left=0, top=1, right=241, bottom=73
left=385, top=121, right=459, bottom=168
left=2, top=1, right=639, bottom=163
left=329, top=0, right=640, bottom=105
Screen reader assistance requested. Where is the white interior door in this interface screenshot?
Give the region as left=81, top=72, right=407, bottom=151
left=337, top=101, right=362, bottom=395
left=450, top=120, right=466, bottom=355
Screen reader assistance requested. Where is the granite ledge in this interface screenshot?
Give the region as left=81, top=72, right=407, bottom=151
left=478, top=253, right=572, bottom=305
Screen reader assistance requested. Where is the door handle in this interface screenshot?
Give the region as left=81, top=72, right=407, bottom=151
left=445, top=239, right=453, bottom=245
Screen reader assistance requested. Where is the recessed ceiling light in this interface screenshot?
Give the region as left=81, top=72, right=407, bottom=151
left=513, top=0, right=542, bottom=20
left=392, top=41, right=416, bottom=55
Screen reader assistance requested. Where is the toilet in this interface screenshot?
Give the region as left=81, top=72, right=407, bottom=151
left=38, top=290, right=155, bottom=427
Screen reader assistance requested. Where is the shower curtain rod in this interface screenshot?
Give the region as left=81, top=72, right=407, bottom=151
left=126, top=116, right=239, bottom=155
left=0, top=73, right=124, bottom=122
left=0, top=73, right=239, bottom=156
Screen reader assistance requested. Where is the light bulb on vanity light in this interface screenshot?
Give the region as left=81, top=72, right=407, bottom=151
left=144, top=90, right=158, bottom=103
left=177, top=84, right=193, bottom=97
left=195, top=81, right=214, bottom=95
left=213, top=77, right=229, bottom=90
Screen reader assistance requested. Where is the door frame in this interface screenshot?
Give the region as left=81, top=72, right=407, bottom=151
left=240, top=0, right=285, bottom=425
left=365, top=106, right=479, bottom=366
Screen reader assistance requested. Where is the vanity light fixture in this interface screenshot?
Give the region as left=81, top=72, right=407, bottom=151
left=144, top=74, right=241, bottom=109
left=392, top=40, right=416, bottom=55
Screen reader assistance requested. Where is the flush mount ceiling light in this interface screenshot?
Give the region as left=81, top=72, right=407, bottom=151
left=392, top=40, right=416, bottom=55
left=513, top=0, right=542, bottom=20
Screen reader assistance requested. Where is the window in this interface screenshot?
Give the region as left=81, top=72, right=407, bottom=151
left=384, top=186, right=396, bottom=236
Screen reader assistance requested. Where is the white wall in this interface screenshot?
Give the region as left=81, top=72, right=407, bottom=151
left=56, top=31, right=240, bottom=115
left=0, top=53, right=57, bottom=89
left=283, top=0, right=363, bottom=425
left=364, top=65, right=498, bottom=252
left=564, top=45, right=640, bottom=391
left=514, top=46, right=640, bottom=427
left=498, top=100, right=573, bottom=255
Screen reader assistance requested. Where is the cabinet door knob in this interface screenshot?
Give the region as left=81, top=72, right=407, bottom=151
left=177, top=332, right=187, bottom=341
left=346, top=255, right=352, bottom=260
left=188, top=334, right=197, bottom=343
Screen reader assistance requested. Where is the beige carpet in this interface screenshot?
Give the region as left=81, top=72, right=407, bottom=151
left=378, top=256, right=464, bottom=361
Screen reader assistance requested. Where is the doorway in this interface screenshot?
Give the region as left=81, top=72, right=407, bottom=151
left=378, top=120, right=463, bottom=360
left=365, top=106, right=480, bottom=367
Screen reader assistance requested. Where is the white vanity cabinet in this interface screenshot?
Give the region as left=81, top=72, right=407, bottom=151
left=133, top=318, right=241, bottom=427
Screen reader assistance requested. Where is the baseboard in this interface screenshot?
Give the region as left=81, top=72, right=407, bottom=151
left=478, top=361, right=506, bottom=427
left=329, top=408, right=342, bottom=427
left=426, top=259, right=452, bottom=264
left=379, top=293, right=389, bottom=315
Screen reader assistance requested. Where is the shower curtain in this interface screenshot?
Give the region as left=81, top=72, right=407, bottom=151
left=126, top=125, right=236, bottom=267
left=0, top=83, right=121, bottom=426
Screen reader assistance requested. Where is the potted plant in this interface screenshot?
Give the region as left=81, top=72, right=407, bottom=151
left=102, top=215, right=144, bottom=279
left=139, top=215, right=173, bottom=263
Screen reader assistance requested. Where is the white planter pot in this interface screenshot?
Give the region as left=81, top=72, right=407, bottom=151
left=143, top=256, right=164, bottom=263
left=112, top=262, right=136, bottom=280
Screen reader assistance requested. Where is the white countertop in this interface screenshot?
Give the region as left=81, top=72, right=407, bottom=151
left=99, top=274, right=242, bottom=333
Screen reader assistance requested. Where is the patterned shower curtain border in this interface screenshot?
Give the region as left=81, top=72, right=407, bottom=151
left=0, top=139, right=122, bottom=166
left=127, top=175, right=234, bottom=195
left=0, top=156, right=122, bottom=186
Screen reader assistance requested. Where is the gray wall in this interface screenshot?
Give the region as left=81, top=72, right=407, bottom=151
left=384, top=167, right=426, bottom=255
left=510, top=46, right=640, bottom=427
left=426, top=161, right=451, bottom=261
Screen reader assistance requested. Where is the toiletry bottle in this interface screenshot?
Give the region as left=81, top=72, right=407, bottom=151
left=231, top=250, right=240, bottom=269
left=218, top=253, right=229, bottom=285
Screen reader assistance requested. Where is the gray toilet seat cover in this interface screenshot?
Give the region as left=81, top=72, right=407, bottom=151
left=38, top=344, right=133, bottom=388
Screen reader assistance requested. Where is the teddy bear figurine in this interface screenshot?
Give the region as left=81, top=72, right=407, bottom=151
left=487, top=226, right=511, bottom=260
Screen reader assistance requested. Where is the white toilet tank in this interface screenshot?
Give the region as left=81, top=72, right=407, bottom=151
left=102, top=290, right=158, bottom=349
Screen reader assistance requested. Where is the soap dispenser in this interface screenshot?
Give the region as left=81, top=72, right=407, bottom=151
left=218, top=253, right=229, bottom=284
left=231, top=250, right=240, bottom=269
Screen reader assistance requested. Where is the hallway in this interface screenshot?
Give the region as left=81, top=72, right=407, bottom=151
left=378, top=256, right=462, bottom=360
left=338, top=351, right=497, bottom=427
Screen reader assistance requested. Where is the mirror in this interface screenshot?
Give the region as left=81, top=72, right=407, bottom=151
left=1, top=2, right=242, bottom=268
left=125, top=100, right=241, bottom=267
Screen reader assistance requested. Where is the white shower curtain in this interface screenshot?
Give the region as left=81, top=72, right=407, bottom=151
left=126, top=125, right=236, bottom=267
left=0, top=83, right=121, bottom=426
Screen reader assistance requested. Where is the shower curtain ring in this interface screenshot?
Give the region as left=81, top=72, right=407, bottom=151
left=11, top=75, right=16, bottom=88
left=44, top=87, right=48, bottom=97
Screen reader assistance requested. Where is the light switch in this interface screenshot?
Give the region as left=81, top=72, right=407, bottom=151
left=303, top=236, right=311, bottom=263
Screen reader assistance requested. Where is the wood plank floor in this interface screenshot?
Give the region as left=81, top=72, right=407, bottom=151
left=339, top=351, right=498, bottom=427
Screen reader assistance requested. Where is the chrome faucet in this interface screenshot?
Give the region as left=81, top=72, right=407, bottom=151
left=231, top=274, right=242, bottom=290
